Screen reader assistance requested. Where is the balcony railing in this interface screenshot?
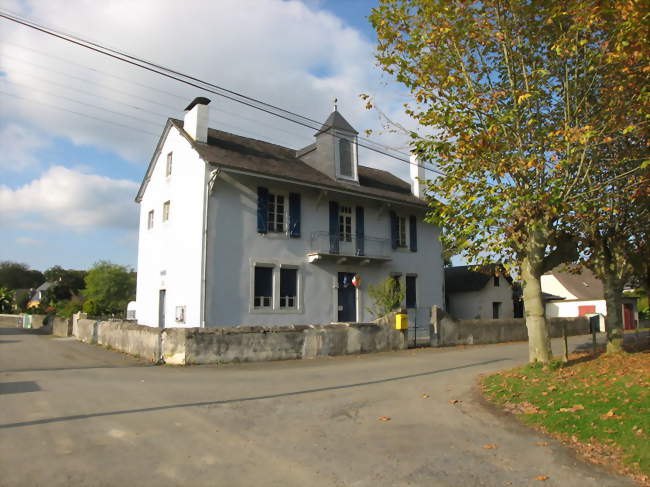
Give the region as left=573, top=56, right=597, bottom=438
left=308, top=231, right=391, bottom=262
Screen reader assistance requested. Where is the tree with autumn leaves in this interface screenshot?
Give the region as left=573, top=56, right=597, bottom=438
left=369, top=0, right=649, bottom=362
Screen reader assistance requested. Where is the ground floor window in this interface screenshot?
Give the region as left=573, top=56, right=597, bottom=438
left=405, top=275, right=416, bottom=308
left=254, top=266, right=273, bottom=308
left=251, top=264, right=301, bottom=312
left=492, top=302, right=501, bottom=319
left=280, top=268, right=297, bottom=309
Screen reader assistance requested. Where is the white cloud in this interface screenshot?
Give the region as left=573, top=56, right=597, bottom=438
left=0, top=166, right=139, bottom=230
left=0, top=123, right=49, bottom=171
left=0, top=0, right=419, bottom=179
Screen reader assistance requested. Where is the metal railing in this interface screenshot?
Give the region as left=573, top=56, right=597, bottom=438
left=309, top=231, right=390, bottom=259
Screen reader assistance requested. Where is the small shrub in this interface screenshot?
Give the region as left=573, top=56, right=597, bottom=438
left=366, top=277, right=405, bottom=318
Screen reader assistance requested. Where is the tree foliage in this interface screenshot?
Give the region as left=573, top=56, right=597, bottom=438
left=370, top=0, right=648, bottom=362
left=43, top=265, right=87, bottom=302
left=83, top=261, right=136, bottom=317
left=367, top=277, right=405, bottom=318
left=0, top=261, right=44, bottom=290
left=0, top=287, right=15, bottom=313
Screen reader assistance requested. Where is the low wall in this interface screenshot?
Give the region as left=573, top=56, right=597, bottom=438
left=52, top=317, right=72, bottom=337
left=71, top=313, right=407, bottom=365
left=430, top=307, right=589, bottom=346
left=97, top=321, right=162, bottom=362
left=0, top=314, right=22, bottom=326
left=640, top=319, right=650, bottom=329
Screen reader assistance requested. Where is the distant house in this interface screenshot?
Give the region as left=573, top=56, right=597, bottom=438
left=541, top=267, right=639, bottom=331
left=444, top=265, right=516, bottom=320
left=27, top=281, right=54, bottom=308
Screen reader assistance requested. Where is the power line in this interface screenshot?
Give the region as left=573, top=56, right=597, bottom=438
left=0, top=75, right=297, bottom=149
left=0, top=77, right=164, bottom=127
left=0, top=9, right=442, bottom=177
left=0, top=89, right=161, bottom=137
left=3, top=44, right=419, bottom=165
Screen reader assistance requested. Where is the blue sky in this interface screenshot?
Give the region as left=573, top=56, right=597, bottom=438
left=0, top=0, right=434, bottom=272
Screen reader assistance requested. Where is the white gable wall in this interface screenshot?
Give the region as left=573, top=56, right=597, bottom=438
left=135, top=127, right=207, bottom=327
left=540, top=274, right=577, bottom=300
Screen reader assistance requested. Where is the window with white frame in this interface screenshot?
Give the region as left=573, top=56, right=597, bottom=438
left=335, top=133, right=357, bottom=181
left=339, top=205, right=353, bottom=242
left=166, top=152, right=173, bottom=177
left=253, top=266, right=273, bottom=308
left=397, top=215, right=407, bottom=248
left=162, top=201, right=170, bottom=222
left=147, top=210, right=154, bottom=229
left=267, top=193, right=286, bottom=233
left=339, top=138, right=353, bottom=177
left=279, top=268, right=297, bottom=309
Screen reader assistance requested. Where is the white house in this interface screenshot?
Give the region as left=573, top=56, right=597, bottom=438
left=541, top=267, right=639, bottom=331
left=134, top=97, right=444, bottom=329
left=444, top=265, right=517, bottom=320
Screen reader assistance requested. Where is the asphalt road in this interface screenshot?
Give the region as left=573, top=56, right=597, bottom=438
left=0, top=325, right=637, bottom=487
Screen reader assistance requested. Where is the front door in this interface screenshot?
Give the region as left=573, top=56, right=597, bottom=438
left=158, top=289, right=166, bottom=328
left=337, top=272, right=356, bottom=322
left=623, top=304, right=634, bottom=330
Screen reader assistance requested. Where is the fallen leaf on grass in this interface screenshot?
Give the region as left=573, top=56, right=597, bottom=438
left=483, top=444, right=498, bottom=449
left=533, top=475, right=549, bottom=481
left=559, top=404, right=585, bottom=413
left=377, top=416, right=391, bottom=422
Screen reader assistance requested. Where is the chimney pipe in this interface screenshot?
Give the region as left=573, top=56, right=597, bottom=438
left=410, top=153, right=425, bottom=198
left=183, top=97, right=211, bottom=142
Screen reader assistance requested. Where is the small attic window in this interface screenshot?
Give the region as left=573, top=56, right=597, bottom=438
left=339, top=139, right=352, bottom=177
left=335, top=134, right=357, bottom=181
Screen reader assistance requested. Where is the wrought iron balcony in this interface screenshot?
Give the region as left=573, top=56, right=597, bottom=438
left=307, top=231, right=391, bottom=264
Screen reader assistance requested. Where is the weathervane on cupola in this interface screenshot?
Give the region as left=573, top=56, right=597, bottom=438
left=333, top=96, right=338, bottom=111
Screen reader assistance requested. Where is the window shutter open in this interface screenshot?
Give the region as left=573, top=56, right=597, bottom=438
left=389, top=211, right=398, bottom=250
left=409, top=215, right=417, bottom=252
left=257, top=187, right=269, bottom=234
left=356, top=206, right=364, bottom=256
left=289, top=193, right=301, bottom=238
left=329, top=201, right=339, bottom=254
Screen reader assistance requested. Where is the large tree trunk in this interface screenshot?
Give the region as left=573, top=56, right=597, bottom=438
left=603, top=273, right=624, bottom=354
left=521, top=231, right=553, bottom=363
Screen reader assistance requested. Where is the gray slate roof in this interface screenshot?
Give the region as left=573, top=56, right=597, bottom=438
left=445, top=265, right=511, bottom=294
left=168, top=119, right=424, bottom=207
left=315, top=110, right=358, bottom=136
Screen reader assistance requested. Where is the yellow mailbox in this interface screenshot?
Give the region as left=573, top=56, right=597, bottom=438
left=395, top=312, right=408, bottom=330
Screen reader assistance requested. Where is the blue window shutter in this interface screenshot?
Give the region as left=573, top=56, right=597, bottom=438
left=257, top=187, right=268, bottom=234
left=409, top=215, right=417, bottom=252
left=329, top=201, right=339, bottom=254
left=356, top=206, right=365, bottom=256
left=390, top=211, right=398, bottom=250
left=289, top=193, right=301, bottom=238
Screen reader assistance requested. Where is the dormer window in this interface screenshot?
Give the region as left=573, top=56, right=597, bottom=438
left=335, top=133, right=358, bottom=181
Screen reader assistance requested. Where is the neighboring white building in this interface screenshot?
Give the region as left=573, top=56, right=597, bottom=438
left=444, top=265, right=517, bottom=320
left=134, top=97, right=444, bottom=329
left=541, top=267, right=639, bottom=331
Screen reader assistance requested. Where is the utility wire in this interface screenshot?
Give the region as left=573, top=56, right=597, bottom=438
left=0, top=10, right=441, bottom=176
left=1, top=52, right=352, bottom=145
left=0, top=75, right=296, bottom=148
left=0, top=89, right=161, bottom=137
left=0, top=77, right=163, bottom=127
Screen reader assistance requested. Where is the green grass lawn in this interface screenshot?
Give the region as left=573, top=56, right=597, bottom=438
left=482, top=347, right=650, bottom=484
